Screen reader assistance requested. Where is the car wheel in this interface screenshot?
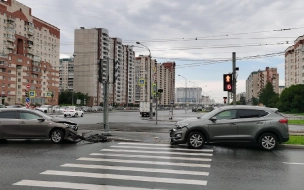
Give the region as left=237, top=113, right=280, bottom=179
left=64, top=114, right=67, bottom=117
left=259, top=133, right=278, bottom=151
left=44, top=110, right=47, bottom=113
left=50, top=129, right=64, bottom=144
left=81, top=113, right=83, bottom=117
left=187, top=131, right=204, bottom=149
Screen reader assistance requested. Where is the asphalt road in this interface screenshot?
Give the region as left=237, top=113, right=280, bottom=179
left=1, top=141, right=304, bottom=190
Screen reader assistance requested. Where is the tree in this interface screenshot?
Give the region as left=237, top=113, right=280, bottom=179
left=278, top=84, right=304, bottom=112
left=239, top=95, right=246, bottom=105
left=251, top=97, right=259, bottom=106
left=58, top=90, right=89, bottom=105
left=258, top=82, right=279, bottom=108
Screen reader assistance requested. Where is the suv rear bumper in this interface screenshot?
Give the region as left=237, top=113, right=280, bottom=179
left=282, top=137, right=289, bottom=143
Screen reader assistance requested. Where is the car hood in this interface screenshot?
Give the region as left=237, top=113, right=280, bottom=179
left=176, top=117, right=200, bottom=124
left=51, top=117, right=77, bottom=125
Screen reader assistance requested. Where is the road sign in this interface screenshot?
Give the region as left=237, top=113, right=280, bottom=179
left=26, top=102, right=30, bottom=108
left=29, top=91, right=36, bottom=98
left=138, top=78, right=145, bottom=86
left=76, top=99, right=81, bottom=105
left=46, top=92, right=52, bottom=97
left=26, top=84, right=30, bottom=88
left=25, top=97, right=30, bottom=103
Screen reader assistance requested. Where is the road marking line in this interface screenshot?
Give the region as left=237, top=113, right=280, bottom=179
left=13, top=180, right=163, bottom=190
left=112, top=145, right=213, bottom=152
left=61, top=163, right=209, bottom=176
left=90, top=153, right=212, bottom=162
left=283, top=162, right=304, bottom=165
left=119, top=142, right=171, bottom=146
left=41, top=170, right=208, bottom=186
left=101, top=149, right=213, bottom=156
left=77, top=157, right=211, bottom=168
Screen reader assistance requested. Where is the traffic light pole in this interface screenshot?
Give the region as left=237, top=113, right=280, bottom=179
left=232, top=52, right=236, bottom=106
left=103, top=58, right=111, bottom=136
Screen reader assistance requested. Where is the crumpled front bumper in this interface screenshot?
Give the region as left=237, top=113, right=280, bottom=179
left=169, top=128, right=186, bottom=145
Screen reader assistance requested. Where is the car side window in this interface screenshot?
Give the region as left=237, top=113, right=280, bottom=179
left=19, top=112, right=41, bottom=120
left=238, top=109, right=260, bottom=118
left=259, top=110, right=269, bottom=117
left=214, top=110, right=237, bottom=120
left=0, top=111, right=18, bottom=119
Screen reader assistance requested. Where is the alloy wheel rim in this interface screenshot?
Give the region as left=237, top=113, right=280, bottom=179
left=190, top=134, right=203, bottom=147
left=51, top=131, right=61, bottom=142
left=261, top=136, right=276, bottom=149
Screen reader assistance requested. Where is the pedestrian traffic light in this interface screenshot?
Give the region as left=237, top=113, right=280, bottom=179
left=25, top=89, right=28, bottom=97
left=223, top=74, right=233, bottom=92
left=223, top=97, right=227, bottom=104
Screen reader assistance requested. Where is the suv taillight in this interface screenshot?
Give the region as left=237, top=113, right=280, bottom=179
left=279, top=119, right=288, bottom=123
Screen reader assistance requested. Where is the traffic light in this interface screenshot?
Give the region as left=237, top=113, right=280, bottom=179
left=113, top=60, right=120, bottom=83
left=25, top=89, right=28, bottom=97
left=223, top=74, right=233, bottom=92
left=223, top=97, right=227, bottom=104
left=98, top=58, right=109, bottom=83
left=98, top=59, right=103, bottom=83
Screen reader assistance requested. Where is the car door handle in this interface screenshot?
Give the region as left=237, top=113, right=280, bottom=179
left=19, top=121, right=25, bottom=124
left=256, top=122, right=263, bottom=124
left=230, top=123, right=236, bottom=125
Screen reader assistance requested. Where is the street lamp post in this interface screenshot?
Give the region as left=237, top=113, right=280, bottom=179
left=136, top=42, right=153, bottom=119
left=178, top=74, right=187, bottom=113
left=189, top=81, right=198, bottom=107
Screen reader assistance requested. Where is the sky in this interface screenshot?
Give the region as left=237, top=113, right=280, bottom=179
left=18, top=0, right=304, bottom=103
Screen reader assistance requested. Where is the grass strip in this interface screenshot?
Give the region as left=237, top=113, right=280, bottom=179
left=288, top=120, right=304, bottom=125
left=283, top=135, right=304, bottom=145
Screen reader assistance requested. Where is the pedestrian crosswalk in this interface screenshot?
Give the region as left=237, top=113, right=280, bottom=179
left=13, top=142, right=214, bottom=190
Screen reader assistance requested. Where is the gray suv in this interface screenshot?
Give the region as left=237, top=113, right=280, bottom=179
left=170, top=106, right=289, bottom=151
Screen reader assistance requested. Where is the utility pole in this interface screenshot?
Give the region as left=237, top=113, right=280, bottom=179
left=232, top=52, right=236, bottom=106
left=103, top=58, right=111, bottom=136
left=227, top=92, right=230, bottom=105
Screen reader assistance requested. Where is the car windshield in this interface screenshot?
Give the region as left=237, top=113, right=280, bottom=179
left=33, top=110, right=52, bottom=120
left=200, top=108, right=222, bottom=119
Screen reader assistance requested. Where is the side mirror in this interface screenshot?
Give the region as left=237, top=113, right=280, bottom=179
left=38, top=118, right=45, bottom=122
left=210, top=117, right=217, bottom=122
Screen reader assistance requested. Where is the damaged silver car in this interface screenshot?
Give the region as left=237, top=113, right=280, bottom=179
left=0, top=108, right=80, bottom=143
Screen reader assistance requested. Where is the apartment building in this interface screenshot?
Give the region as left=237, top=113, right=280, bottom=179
left=59, top=58, right=74, bottom=92
left=285, top=35, right=304, bottom=87
left=236, top=92, right=245, bottom=101
left=73, top=27, right=135, bottom=106
left=246, top=67, right=279, bottom=104
left=134, top=56, right=175, bottom=106
left=0, top=0, right=60, bottom=105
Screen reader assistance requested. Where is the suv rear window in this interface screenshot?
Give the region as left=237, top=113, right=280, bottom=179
left=238, top=109, right=259, bottom=118
left=259, top=110, right=269, bottom=117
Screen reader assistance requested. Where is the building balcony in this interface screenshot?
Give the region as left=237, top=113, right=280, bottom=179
left=28, top=48, right=34, bottom=55
left=6, top=36, right=14, bottom=42
left=6, top=43, right=14, bottom=49
left=7, top=29, right=15, bottom=35
left=0, top=61, right=8, bottom=68
left=27, top=29, right=34, bottom=36
left=32, top=67, right=41, bottom=74
left=32, top=61, right=41, bottom=67
left=0, top=52, right=8, bottom=59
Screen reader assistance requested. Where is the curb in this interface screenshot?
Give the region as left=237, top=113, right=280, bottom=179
left=279, top=144, right=304, bottom=149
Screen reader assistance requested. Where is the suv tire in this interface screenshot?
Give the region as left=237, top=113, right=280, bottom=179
left=259, top=133, right=278, bottom=151
left=187, top=131, right=205, bottom=149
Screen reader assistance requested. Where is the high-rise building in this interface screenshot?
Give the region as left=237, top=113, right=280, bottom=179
left=73, top=27, right=134, bottom=106
left=133, top=56, right=175, bottom=106
left=0, top=0, right=60, bottom=105
left=246, top=67, right=279, bottom=104
left=285, top=35, right=304, bottom=87
left=59, top=58, right=74, bottom=92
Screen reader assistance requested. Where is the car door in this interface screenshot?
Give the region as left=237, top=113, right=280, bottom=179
left=17, top=111, right=50, bottom=138
left=208, top=109, right=238, bottom=141
left=237, top=109, right=266, bottom=141
left=0, top=111, right=19, bottom=138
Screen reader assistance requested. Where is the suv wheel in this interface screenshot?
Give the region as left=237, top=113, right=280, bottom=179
left=187, top=131, right=204, bottom=149
left=50, top=129, right=64, bottom=144
left=259, top=133, right=278, bottom=151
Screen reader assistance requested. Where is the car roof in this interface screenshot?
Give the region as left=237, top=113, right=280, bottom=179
left=219, top=105, right=274, bottom=111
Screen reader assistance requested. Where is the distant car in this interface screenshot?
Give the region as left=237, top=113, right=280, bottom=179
left=192, top=107, right=197, bottom=112
left=35, top=105, right=52, bottom=113
left=0, top=108, right=78, bottom=143
left=0, top=104, right=5, bottom=108
left=63, top=107, right=84, bottom=117
left=170, top=105, right=289, bottom=151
